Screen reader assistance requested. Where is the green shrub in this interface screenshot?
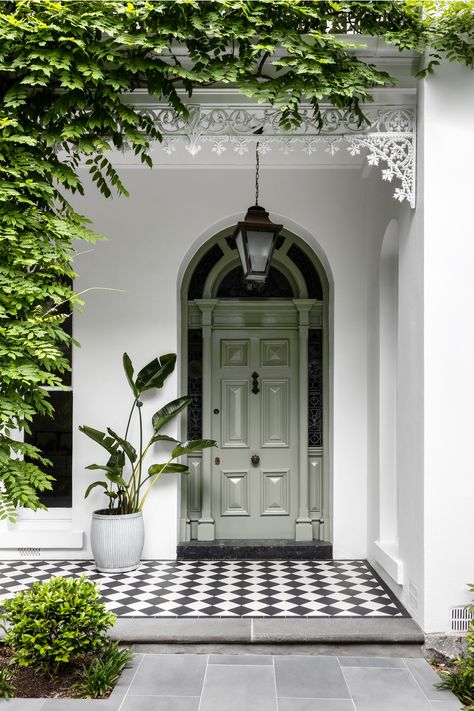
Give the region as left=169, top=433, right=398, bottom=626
left=73, top=642, right=133, bottom=699
left=0, top=666, right=15, bottom=700
left=437, top=584, right=474, bottom=709
left=0, top=576, right=116, bottom=674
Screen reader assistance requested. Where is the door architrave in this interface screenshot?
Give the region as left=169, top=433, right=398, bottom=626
left=179, top=228, right=331, bottom=544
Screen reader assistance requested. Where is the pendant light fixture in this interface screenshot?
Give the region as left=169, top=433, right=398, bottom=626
left=232, top=140, right=283, bottom=282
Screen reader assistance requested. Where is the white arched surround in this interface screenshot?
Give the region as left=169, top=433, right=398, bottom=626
left=373, top=219, right=403, bottom=584
left=178, top=224, right=332, bottom=545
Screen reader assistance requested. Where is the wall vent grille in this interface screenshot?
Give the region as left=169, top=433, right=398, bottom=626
left=451, top=606, right=473, bottom=633
left=18, top=548, right=41, bottom=559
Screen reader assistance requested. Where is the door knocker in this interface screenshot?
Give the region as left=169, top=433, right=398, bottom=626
left=251, top=371, right=260, bottom=394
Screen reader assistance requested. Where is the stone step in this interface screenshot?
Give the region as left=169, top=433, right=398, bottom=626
left=177, top=539, right=333, bottom=560
left=111, top=617, right=424, bottom=646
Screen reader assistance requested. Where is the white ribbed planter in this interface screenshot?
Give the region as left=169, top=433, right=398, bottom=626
left=91, top=510, right=144, bottom=573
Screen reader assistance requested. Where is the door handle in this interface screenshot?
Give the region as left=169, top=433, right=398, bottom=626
left=251, top=454, right=260, bottom=466
left=251, top=372, right=260, bottom=394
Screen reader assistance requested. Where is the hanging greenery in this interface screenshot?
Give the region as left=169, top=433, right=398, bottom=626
left=0, top=0, right=473, bottom=520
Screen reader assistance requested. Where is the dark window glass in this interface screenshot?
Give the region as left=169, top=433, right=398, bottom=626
left=216, top=266, right=294, bottom=298
left=188, top=244, right=224, bottom=300
left=25, top=391, right=73, bottom=507
left=308, top=329, right=323, bottom=447
left=187, top=330, right=203, bottom=440
left=287, top=244, right=323, bottom=299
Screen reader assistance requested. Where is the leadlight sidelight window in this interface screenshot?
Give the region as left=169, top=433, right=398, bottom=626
left=187, top=329, right=203, bottom=440
left=308, top=329, right=323, bottom=447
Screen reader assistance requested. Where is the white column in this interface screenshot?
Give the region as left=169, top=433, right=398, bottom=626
left=294, top=300, right=315, bottom=541
left=195, top=300, right=218, bottom=541
left=421, top=62, right=474, bottom=631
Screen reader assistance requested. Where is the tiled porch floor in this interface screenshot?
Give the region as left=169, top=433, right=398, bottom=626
left=0, top=559, right=409, bottom=618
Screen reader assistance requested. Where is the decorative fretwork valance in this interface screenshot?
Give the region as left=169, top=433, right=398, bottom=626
left=135, top=102, right=416, bottom=207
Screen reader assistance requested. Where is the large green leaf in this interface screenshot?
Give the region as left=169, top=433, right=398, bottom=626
left=84, top=481, right=107, bottom=498
left=172, top=439, right=215, bottom=458
left=85, top=464, right=121, bottom=474
left=107, top=428, right=137, bottom=463
left=79, top=426, right=119, bottom=455
left=150, top=434, right=179, bottom=444
left=135, top=353, right=176, bottom=394
left=123, top=352, right=139, bottom=397
left=107, top=451, right=125, bottom=469
left=104, top=471, right=128, bottom=488
left=147, top=463, right=189, bottom=476
left=152, top=396, right=192, bottom=432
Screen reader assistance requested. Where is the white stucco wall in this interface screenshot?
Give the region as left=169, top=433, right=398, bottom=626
left=421, top=61, right=474, bottom=633
left=65, top=154, right=386, bottom=561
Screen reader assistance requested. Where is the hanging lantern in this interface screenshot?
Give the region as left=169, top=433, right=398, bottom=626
left=232, top=142, right=283, bottom=282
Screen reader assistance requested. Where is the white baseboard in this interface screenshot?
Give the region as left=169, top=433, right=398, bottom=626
left=373, top=540, right=404, bottom=585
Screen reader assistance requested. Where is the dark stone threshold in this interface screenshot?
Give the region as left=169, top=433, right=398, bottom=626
left=177, top=539, right=333, bottom=560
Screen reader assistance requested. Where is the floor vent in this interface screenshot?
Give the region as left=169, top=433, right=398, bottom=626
left=451, top=606, right=473, bottom=632
left=18, top=547, right=41, bottom=559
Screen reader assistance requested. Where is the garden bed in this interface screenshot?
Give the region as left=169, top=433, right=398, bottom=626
left=0, top=643, right=116, bottom=699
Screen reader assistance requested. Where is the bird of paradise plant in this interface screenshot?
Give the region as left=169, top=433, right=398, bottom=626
left=79, top=353, right=214, bottom=514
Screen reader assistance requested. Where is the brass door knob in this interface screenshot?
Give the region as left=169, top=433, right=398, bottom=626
left=251, top=454, right=260, bottom=466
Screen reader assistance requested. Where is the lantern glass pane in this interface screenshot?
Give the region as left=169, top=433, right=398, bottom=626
left=235, top=230, right=247, bottom=272
left=246, top=230, right=274, bottom=273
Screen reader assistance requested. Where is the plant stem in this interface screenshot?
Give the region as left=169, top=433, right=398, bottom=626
left=137, top=455, right=174, bottom=511
left=136, top=404, right=143, bottom=510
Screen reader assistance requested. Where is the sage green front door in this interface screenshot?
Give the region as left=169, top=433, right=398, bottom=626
left=211, top=329, right=298, bottom=538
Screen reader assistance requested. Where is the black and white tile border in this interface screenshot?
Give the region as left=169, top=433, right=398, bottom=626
left=0, top=559, right=409, bottom=618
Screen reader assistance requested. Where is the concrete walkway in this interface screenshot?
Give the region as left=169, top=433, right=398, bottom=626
left=3, top=651, right=461, bottom=710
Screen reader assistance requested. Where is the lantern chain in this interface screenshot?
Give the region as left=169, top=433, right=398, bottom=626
left=255, top=140, right=260, bottom=207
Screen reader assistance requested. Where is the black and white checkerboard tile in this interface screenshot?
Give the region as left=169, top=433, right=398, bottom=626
left=0, top=559, right=408, bottom=618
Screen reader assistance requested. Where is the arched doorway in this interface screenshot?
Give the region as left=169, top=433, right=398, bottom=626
left=179, top=228, right=330, bottom=545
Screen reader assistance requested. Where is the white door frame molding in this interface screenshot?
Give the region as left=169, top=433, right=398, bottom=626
left=179, top=229, right=331, bottom=544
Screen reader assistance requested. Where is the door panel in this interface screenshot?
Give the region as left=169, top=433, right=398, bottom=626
left=212, top=329, right=298, bottom=539
left=221, top=470, right=250, bottom=516
left=261, top=469, right=289, bottom=515
left=261, top=380, right=289, bottom=447
left=221, top=380, right=249, bottom=447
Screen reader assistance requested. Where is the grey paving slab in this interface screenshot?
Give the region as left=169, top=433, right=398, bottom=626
left=338, top=656, right=405, bottom=668
left=199, top=664, right=277, bottom=711
left=120, top=697, right=200, bottom=711
left=0, top=701, right=45, bottom=710
left=128, top=653, right=207, bottom=697
left=252, top=617, right=424, bottom=643
left=208, top=653, right=273, bottom=665
left=404, top=657, right=458, bottom=702
left=342, top=667, right=433, bottom=711
left=274, top=655, right=350, bottom=699
left=39, top=701, right=118, bottom=710
left=278, top=701, right=355, bottom=711
left=430, top=702, right=464, bottom=710
left=111, top=617, right=251, bottom=642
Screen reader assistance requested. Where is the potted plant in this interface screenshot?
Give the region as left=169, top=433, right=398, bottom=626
left=79, top=352, right=214, bottom=572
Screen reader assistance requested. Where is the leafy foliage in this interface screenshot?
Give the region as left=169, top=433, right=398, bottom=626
left=80, top=352, right=215, bottom=513
left=1, top=1, right=474, bottom=518
left=437, top=584, right=474, bottom=710
left=73, top=642, right=133, bottom=699
left=0, top=665, right=15, bottom=700
left=0, top=576, right=116, bottom=675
